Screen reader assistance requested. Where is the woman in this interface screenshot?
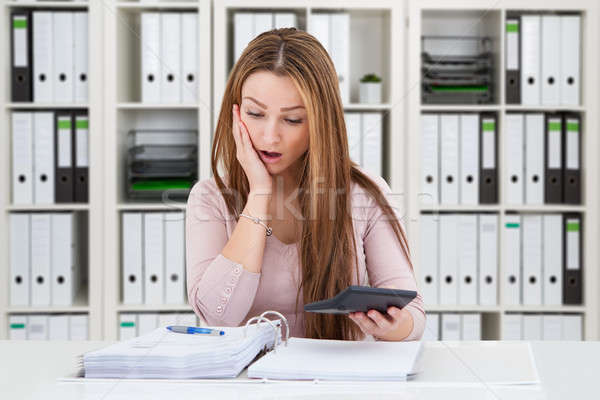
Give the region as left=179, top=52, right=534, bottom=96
left=186, top=28, right=424, bottom=341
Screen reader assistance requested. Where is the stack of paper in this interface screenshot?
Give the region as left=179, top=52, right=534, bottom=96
left=248, top=338, right=423, bottom=381
left=83, top=323, right=279, bottom=379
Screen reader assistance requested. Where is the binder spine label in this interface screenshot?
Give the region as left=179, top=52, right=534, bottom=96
left=567, top=119, right=580, bottom=169
left=548, top=120, right=561, bottom=168
left=58, top=118, right=72, bottom=167
left=13, top=17, right=28, bottom=67
left=566, top=219, right=580, bottom=270
left=482, top=119, right=495, bottom=168
left=76, top=118, right=89, bottom=167
left=506, top=20, right=519, bottom=70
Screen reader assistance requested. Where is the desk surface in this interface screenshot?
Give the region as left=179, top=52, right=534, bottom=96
left=1, top=340, right=598, bottom=400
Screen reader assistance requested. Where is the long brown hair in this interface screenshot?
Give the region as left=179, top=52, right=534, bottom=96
left=211, top=28, right=412, bottom=340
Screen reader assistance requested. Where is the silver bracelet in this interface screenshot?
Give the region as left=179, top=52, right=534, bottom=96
left=239, top=213, right=272, bottom=236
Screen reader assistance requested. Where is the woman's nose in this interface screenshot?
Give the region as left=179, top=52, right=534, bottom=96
left=262, top=119, right=281, bottom=145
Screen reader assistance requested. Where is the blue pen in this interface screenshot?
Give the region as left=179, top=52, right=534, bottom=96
left=167, top=325, right=225, bottom=336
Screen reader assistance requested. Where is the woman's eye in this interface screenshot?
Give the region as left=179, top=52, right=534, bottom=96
left=286, top=119, right=302, bottom=124
left=246, top=111, right=262, bottom=118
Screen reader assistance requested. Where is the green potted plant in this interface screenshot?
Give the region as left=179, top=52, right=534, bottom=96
left=359, top=73, right=382, bottom=104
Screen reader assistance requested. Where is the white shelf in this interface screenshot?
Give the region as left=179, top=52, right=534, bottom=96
left=420, top=105, right=500, bottom=112
left=116, top=2, right=199, bottom=10
left=503, top=205, right=586, bottom=213
left=344, top=103, right=392, bottom=110
left=503, top=305, right=587, bottom=314
left=7, top=287, right=89, bottom=314
left=6, top=204, right=90, bottom=212
left=116, top=103, right=200, bottom=110
left=425, top=305, right=501, bottom=313
left=420, top=205, right=501, bottom=212
left=4, top=1, right=88, bottom=9
left=117, top=304, right=193, bottom=312
left=504, top=105, right=586, bottom=112
left=5, top=103, right=89, bottom=109
left=116, top=202, right=187, bottom=211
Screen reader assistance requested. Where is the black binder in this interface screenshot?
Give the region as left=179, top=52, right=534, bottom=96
left=563, top=214, right=583, bottom=305
left=304, top=286, right=417, bottom=315
left=544, top=113, right=563, bottom=204
left=563, top=113, right=581, bottom=204
left=55, top=112, right=74, bottom=203
left=479, top=113, right=498, bottom=203
left=505, top=13, right=521, bottom=104
left=11, top=11, right=32, bottom=102
left=73, top=111, right=89, bottom=203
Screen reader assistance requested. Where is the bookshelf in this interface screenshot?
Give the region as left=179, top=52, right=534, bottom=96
left=407, top=0, right=599, bottom=340
left=0, top=0, right=104, bottom=339
left=1, top=0, right=598, bottom=342
left=101, top=0, right=211, bottom=340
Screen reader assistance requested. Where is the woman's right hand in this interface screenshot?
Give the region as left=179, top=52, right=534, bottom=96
left=232, top=104, right=273, bottom=194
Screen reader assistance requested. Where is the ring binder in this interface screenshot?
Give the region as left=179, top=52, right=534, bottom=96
left=243, top=311, right=289, bottom=351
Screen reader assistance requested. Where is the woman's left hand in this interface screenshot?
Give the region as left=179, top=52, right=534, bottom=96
left=348, top=306, right=412, bottom=341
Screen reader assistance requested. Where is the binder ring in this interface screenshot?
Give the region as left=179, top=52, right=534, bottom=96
left=260, top=311, right=289, bottom=346
left=243, top=316, right=280, bottom=352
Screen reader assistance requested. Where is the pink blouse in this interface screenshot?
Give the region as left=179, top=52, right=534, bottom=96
left=185, top=171, right=425, bottom=340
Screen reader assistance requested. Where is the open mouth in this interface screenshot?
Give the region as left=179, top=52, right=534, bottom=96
left=259, top=150, right=283, bottom=163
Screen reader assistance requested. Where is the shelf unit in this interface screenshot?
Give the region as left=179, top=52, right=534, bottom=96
left=407, top=0, right=599, bottom=340
left=1, top=0, right=599, bottom=342
left=0, top=0, right=104, bottom=339
left=101, top=0, right=211, bottom=340
left=213, top=0, right=405, bottom=193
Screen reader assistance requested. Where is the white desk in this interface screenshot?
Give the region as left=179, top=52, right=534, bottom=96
left=0, top=340, right=598, bottom=400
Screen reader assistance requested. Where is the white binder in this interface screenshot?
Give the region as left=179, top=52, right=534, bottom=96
left=309, top=14, right=329, bottom=53
left=542, top=214, right=562, bottom=305
left=522, top=215, right=543, bottom=305
left=541, top=16, right=560, bottom=106
left=440, top=114, right=459, bottom=204
left=459, top=114, right=479, bottom=205
left=73, top=12, right=88, bottom=103
left=31, top=213, right=51, bottom=306
left=28, top=315, right=49, bottom=340
left=9, top=315, right=28, bottom=340
left=423, top=313, right=439, bottom=341
left=441, top=314, right=461, bottom=340
left=119, top=314, right=137, bottom=340
left=165, top=212, right=185, bottom=304
left=502, top=314, right=522, bottom=340
left=181, top=13, right=198, bottom=104
left=70, top=315, right=88, bottom=340
left=419, top=214, right=439, bottom=306
left=33, top=112, right=55, bottom=204
left=521, top=15, right=541, bottom=105
left=49, top=315, right=69, bottom=340
left=458, top=214, right=478, bottom=306
left=233, top=13, right=254, bottom=64
left=478, top=214, right=498, bottom=305
left=505, top=114, right=524, bottom=204
left=561, top=315, right=582, bottom=340
left=51, top=213, right=78, bottom=306
left=503, top=214, right=521, bottom=305
left=158, top=313, right=177, bottom=328
left=421, top=114, right=439, bottom=205
left=439, top=215, right=458, bottom=305
left=12, top=112, right=34, bottom=204
left=461, top=313, right=481, bottom=340
left=122, top=213, right=143, bottom=304
left=138, top=313, right=159, bottom=336
left=542, top=315, right=562, bottom=341
left=32, top=12, right=54, bottom=102
left=345, top=112, right=362, bottom=166
left=330, top=13, right=350, bottom=104
left=10, top=213, right=30, bottom=306
left=53, top=12, right=74, bottom=103
left=274, top=13, right=297, bottom=29
left=144, top=213, right=165, bottom=305
left=525, top=114, right=544, bottom=204
left=160, top=13, right=181, bottom=103
left=560, top=16, right=580, bottom=106
left=522, top=315, right=542, bottom=340
left=141, top=13, right=161, bottom=103
left=178, top=313, right=198, bottom=326
left=362, top=112, right=382, bottom=177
